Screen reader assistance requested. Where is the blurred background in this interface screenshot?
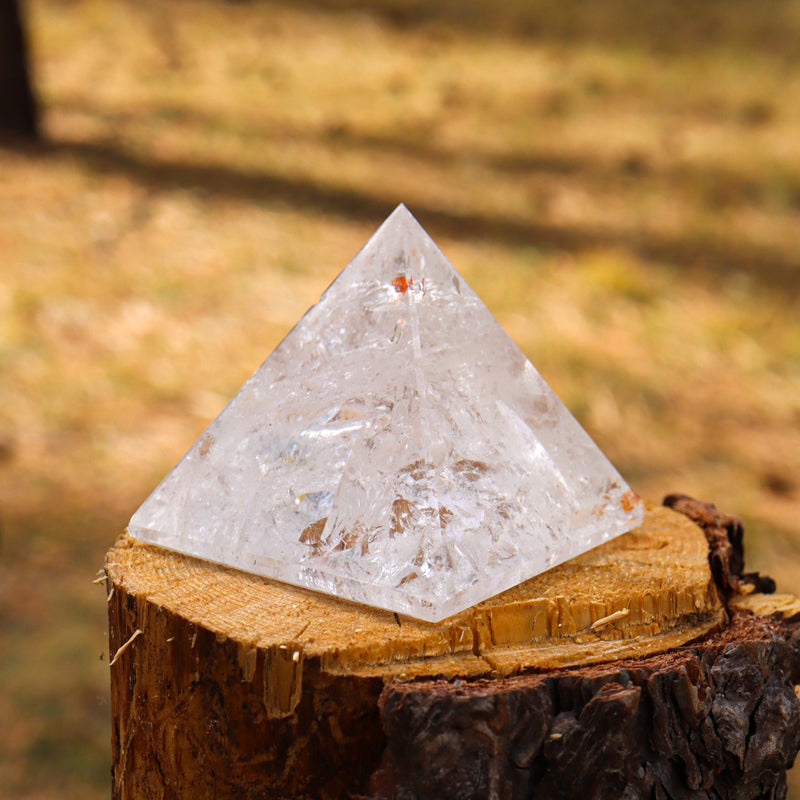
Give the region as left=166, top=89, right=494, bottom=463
left=1, top=0, right=799, bottom=797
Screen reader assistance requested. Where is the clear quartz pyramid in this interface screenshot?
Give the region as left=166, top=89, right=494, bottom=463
left=129, top=204, right=643, bottom=622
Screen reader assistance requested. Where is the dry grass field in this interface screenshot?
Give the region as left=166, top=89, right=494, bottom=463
left=1, top=0, right=800, bottom=797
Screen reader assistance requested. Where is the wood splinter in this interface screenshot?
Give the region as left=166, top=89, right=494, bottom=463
left=589, top=607, right=630, bottom=631
left=109, top=628, right=142, bottom=667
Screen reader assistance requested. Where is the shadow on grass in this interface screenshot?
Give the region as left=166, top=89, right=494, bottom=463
left=33, top=135, right=800, bottom=296
left=270, top=0, right=800, bottom=59
left=51, top=95, right=800, bottom=203
left=0, top=500, right=113, bottom=800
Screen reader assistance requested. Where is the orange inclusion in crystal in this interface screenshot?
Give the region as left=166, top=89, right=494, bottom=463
left=621, top=490, right=639, bottom=512
left=391, top=276, right=410, bottom=294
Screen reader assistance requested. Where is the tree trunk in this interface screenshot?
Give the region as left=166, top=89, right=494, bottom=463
left=104, top=500, right=800, bottom=799
left=0, top=0, right=39, bottom=140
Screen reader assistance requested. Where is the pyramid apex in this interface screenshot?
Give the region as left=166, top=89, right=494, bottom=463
left=376, top=203, right=426, bottom=236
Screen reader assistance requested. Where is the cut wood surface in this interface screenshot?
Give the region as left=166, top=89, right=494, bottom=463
left=106, top=502, right=723, bottom=692
left=105, top=498, right=799, bottom=799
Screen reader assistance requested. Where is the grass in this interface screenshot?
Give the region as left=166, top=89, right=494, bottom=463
left=1, top=0, right=800, bottom=796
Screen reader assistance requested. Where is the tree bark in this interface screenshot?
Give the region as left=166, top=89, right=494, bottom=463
left=0, top=0, right=39, bottom=140
left=370, top=611, right=800, bottom=800
left=104, top=500, right=799, bottom=799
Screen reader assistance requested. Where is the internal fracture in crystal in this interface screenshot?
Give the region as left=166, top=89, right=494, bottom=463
left=128, top=204, right=643, bottom=622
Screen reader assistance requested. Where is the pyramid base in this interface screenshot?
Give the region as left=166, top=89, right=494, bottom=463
left=103, top=499, right=799, bottom=799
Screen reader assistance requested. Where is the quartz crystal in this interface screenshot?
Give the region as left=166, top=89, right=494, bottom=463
left=129, top=204, right=643, bottom=622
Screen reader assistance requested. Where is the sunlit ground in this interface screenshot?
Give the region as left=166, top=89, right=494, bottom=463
left=1, top=0, right=800, bottom=796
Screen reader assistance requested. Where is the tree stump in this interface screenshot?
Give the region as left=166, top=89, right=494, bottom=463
left=104, top=499, right=800, bottom=799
